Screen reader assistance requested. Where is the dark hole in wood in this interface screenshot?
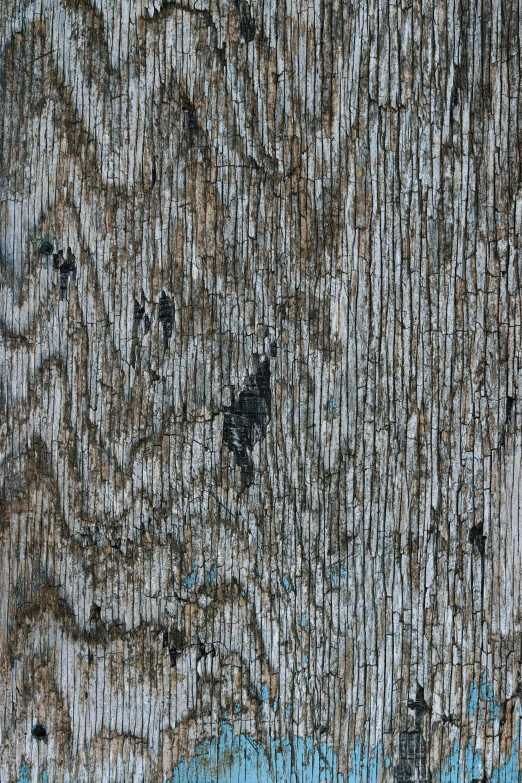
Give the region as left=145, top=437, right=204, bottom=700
left=39, top=239, right=54, bottom=256
left=32, top=723, right=47, bottom=741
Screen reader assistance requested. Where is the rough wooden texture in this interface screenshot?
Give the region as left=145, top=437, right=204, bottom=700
left=1, top=0, right=521, bottom=780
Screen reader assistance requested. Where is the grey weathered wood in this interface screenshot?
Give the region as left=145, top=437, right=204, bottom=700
left=1, top=0, right=521, bottom=780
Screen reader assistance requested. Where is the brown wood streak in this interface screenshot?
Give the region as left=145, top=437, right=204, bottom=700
left=1, top=0, right=521, bottom=779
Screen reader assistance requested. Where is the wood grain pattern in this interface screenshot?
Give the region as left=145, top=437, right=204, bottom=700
left=1, top=0, right=521, bottom=780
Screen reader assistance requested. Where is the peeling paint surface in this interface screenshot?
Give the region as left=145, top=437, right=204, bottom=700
left=1, top=0, right=521, bottom=777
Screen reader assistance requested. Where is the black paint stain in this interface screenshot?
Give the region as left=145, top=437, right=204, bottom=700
left=222, top=358, right=270, bottom=487
left=394, top=686, right=430, bottom=783
left=134, top=301, right=145, bottom=323
left=500, top=395, right=515, bottom=447
left=393, top=761, right=413, bottom=783
left=441, top=712, right=457, bottom=725
left=131, top=301, right=148, bottom=367
left=450, top=85, right=460, bottom=123
left=53, top=247, right=76, bottom=292
left=152, top=158, right=157, bottom=187
left=89, top=603, right=101, bottom=623
left=269, top=340, right=277, bottom=357
left=234, top=0, right=255, bottom=41
left=163, top=628, right=185, bottom=667
left=451, top=85, right=460, bottom=107
left=407, top=683, right=430, bottom=728
left=198, top=640, right=217, bottom=659
left=506, top=395, right=514, bottom=426
left=158, top=291, right=174, bottom=349
left=394, top=730, right=427, bottom=783
left=31, top=724, right=47, bottom=741
left=182, top=103, right=199, bottom=146
left=469, top=523, right=486, bottom=556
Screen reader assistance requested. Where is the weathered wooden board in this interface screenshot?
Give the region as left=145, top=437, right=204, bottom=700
left=1, top=0, right=521, bottom=780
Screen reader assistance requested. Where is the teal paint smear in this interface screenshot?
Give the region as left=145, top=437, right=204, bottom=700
left=491, top=720, right=521, bottom=783
left=329, top=398, right=337, bottom=413
left=326, top=566, right=347, bottom=587
left=271, top=733, right=345, bottom=783
left=437, top=725, right=521, bottom=783
left=468, top=681, right=479, bottom=718
left=206, top=565, right=218, bottom=583
left=168, top=723, right=386, bottom=783
left=439, top=741, right=460, bottom=783
left=301, top=614, right=308, bottom=630
left=170, top=723, right=273, bottom=783
left=346, top=740, right=382, bottom=783
left=18, top=761, right=31, bottom=783
left=167, top=723, right=520, bottom=783
left=261, top=685, right=270, bottom=702
left=282, top=576, right=293, bottom=592
left=326, top=569, right=340, bottom=587
left=480, top=672, right=501, bottom=723
left=468, top=674, right=502, bottom=724
left=41, top=772, right=48, bottom=783
left=465, top=739, right=482, bottom=781
left=184, top=571, right=198, bottom=590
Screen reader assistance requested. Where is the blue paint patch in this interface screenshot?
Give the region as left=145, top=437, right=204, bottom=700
left=326, top=565, right=347, bottom=587
left=167, top=714, right=522, bottom=783
left=301, top=613, right=308, bottom=630
left=261, top=685, right=270, bottom=702
left=18, top=761, right=31, bottom=783
left=329, top=398, right=337, bottom=413
left=468, top=674, right=502, bottom=724
left=465, top=739, right=482, bottom=782
left=206, top=564, right=218, bottom=583
left=326, top=568, right=340, bottom=586
left=468, top=680, right=479, bottom=718
left=168, top=722, right=357, bottom=783
left=436, top=700, right=522, bottom=783
left=184, top=571, right=198, bottom=590
left=346, top=740, right=382, bottom=783
left=273, top=698, right=278, bottom=713
left=439, top=740, right=460, bottom=783
left=234, top=702, right=242, bottom=714
left=302, top=653, right=308, bottom=664
left=480, top=672, right=501, bottom=723
left=491, top=726, right=520, bottom=783
left=41, top=771, right=48, bottom=783
left=282, top=576, right=293, bottom=592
